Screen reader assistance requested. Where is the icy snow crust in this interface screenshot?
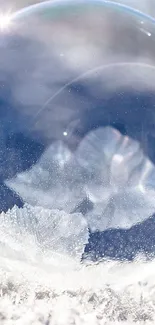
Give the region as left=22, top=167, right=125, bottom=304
left=0, top=236, right=155, bottom=324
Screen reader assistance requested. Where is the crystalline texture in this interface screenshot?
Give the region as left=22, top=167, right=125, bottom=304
left=76, top=127, right=155, bottom=231
left=0, top=204, right=89, bottom=260
left=6, top=141, right=86, bottom=212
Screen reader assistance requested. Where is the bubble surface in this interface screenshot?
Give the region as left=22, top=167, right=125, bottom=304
left=1, top=0, right=155, bottom=260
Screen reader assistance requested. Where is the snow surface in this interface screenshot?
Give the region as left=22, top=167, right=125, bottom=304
left=0, top=240, right=155, bottom=324
left=0, top=204, right=154, bottom=324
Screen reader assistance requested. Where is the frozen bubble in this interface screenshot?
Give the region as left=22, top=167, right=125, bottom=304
left=1, top=1, right=155, bottom=258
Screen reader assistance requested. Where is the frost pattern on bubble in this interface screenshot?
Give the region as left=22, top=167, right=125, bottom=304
left=76, top=127, right=155, bottom=231
left=6, top=127, right=155, bottom=233
left=35, top=207, right=88, bottom=258
left=6, top=141, right=86, bottom=212
left=0, top=204, right=88, bottom=260
left=76, top=127, right=144, bottom=192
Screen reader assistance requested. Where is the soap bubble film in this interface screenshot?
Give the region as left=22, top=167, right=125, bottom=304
left=1, top=0, right=155, bottom=258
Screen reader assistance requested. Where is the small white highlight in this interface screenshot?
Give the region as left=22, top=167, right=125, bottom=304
left=0, top=13, right=12, bottom=31
left=140, top=27, right=152, bottom=37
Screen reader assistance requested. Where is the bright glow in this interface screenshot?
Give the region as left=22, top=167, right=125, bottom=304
left=140, top=27, right=152, bottom=37
left=0, top=13, right=12, bottom=31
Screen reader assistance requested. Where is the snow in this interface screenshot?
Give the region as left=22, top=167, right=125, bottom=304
left=0, top=248, right=155, bottom=324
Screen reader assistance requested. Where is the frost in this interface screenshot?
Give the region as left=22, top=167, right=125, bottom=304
left=76, top=127, right=155, bottom=230
left=6, top=127, right=155, bottom=232
left=6, top=141, right=86, bottom=212
left=0, top=204, right=89, bottom=261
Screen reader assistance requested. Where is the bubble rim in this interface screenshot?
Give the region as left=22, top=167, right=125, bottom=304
left=10, top=0, right=155, bottom=24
